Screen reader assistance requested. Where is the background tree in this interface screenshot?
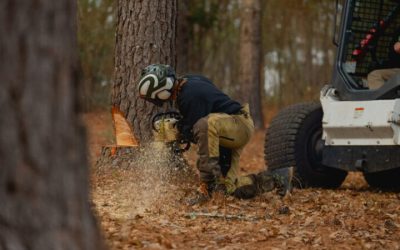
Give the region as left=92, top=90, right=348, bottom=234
left=112, top=0, right=177, bottom=142
left=187, top=0, right=241, bottom=95
left=262, top=0, right=337, bottom=107
left=0, top=0, right=104, bottom=249
left=239, top=0, right=265, bottom=128
left=177, top=0, right=190, bottom=74
left=78, top=0, right=338, bottom=121
left=78, top=0, right=115, bottom=111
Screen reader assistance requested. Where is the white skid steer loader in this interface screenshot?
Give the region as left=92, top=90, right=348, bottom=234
left=265, top=0, right=400, bottom=189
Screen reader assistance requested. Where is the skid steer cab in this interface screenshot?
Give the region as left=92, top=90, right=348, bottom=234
left=265, top=0, right=400, bottom=190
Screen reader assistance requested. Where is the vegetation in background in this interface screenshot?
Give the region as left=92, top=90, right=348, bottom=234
left=78, top=0, right=115, bottom=111
left=262, top=0, right=337, bottom=106
left=186, top=0, right=241, bottom=97
left=77, top=0, right=337, bottom=111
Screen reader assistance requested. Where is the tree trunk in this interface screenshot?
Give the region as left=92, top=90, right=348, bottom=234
left=239, top=0, right=265, bottom=129
left=113, top=0, right=177, bottom=142
left=176, top=0, right=190, bottom=75
left=0, top=0, right=104, bottom=249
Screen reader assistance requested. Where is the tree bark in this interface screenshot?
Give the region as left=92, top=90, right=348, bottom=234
left=239, top=0, right=265, bottom=129
left=0, top=0, right=104, bottom=249
left=113, top=0, right=177, bottom=142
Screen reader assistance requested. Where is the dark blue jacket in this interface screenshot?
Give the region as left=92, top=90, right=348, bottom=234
left=176, top=75, right=242, bottom=141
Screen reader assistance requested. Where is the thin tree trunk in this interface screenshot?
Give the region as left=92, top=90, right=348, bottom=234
left=177, top=0, right=190, bottom=74
left=239, top=0, right=265, bottom=129
left=0, top=1, right=104, bottom=249
left=113, top=0, right=177, bottom=142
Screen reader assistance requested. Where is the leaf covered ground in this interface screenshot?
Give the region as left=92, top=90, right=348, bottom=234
left=84, top=112, right=400, bottom=250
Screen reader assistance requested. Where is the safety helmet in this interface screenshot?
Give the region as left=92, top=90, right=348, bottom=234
left=138, top=64, right=176, bottom=105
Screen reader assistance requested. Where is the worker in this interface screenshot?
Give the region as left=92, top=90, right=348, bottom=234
left=367, top=30, right=400, bottom=89
left=137, top=64, right=292, bottom=204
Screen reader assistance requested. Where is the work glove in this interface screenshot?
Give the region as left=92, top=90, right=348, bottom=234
left=171, top=133, right=191, bottom=154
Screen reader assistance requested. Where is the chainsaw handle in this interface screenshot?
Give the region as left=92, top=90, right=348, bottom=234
left=173, top=140, right=191, bottom=153
left=182, top=141, right=191, bottom=152
left=151, top=111, right=182, bottom=131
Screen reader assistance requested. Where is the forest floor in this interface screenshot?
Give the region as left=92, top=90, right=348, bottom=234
left=84, top=111, right=400, bottom=250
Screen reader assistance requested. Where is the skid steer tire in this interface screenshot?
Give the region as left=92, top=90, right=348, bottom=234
left=265, top=102, right=347, bottom=188
left=363, top=169, right=400, bottom=190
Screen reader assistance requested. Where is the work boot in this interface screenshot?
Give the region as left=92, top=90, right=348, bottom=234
left=232, top=171, right=275, bottom=199
left=186, top=180, right=228, bottom=205
left=210, top=182, right=227, bottom=200
left=186, top=182, right=211, bottom=206
left=271, top=167, right=294, bottom=197
left=187, top=155, right=228, bottom=205
left=232, top=184, right=258, bottom=199
left=253, top=171, right=276, bottom=194
left=253, top=167, right=294, bottom=197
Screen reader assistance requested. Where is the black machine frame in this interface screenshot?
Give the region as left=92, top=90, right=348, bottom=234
left=332, top=0, right=400, bottom=101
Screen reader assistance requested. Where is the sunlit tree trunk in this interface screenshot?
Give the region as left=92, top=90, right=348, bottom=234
left=239, top=0, right=265, bottom=128
left=113, top=0, right=177, bottom=142
left=0, top=0, right=104, bottom=249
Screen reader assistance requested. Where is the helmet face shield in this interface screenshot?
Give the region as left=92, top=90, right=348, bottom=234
left=143, top=97, right=164, bottom=107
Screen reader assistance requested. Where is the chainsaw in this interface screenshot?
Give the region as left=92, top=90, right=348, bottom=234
left=151, top=111, right=191, bottom=153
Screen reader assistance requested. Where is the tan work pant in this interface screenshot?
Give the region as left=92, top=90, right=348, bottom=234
left=193, top=104, right=255, bottom=194
left=367, top=68, right=400, bottom=89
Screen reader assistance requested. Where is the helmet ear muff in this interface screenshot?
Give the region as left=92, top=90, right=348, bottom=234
left=156, top=90, right=172, bottom=100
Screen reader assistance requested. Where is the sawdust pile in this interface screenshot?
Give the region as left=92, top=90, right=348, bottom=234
left=85, top=111, right=400, bottom=249
left=93, top=143, right=197, bottom=219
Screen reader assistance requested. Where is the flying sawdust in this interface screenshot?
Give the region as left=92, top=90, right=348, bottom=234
left=94, top=143, right=197, bottom=219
